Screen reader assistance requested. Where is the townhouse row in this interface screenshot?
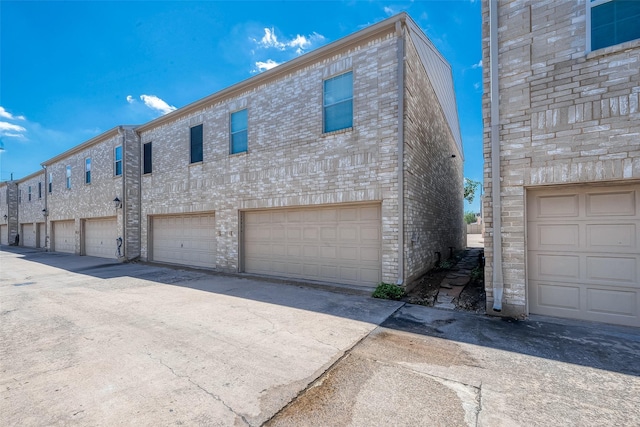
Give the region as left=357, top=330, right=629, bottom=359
left=1, top=13, right=464, bottom=289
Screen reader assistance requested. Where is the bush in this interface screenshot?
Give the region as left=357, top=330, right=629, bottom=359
left=464, top=211, right=477, bottom=224
left=372, top=283, right=405, bottom=300
left=470, top=265, right=484, bottom=283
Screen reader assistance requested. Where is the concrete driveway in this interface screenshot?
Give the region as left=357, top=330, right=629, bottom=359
left=0, top=247, right=401, bottom=426
left=2, top=247, right=640, bottom=426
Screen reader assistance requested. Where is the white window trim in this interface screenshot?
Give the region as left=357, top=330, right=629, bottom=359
left=230, top=109, right=248, bottom=155
left=114, top=146, right=123, bottom=176
left=85, top=157, right=91, bottom=184
left=322, top=71, right=354, bottom=134
left=586, top=0, right=639, bottom=53
left=66, top=165, right=72, bottom=189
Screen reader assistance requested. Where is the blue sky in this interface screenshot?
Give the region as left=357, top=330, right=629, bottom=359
left=0, top=0, right=483, bottom=212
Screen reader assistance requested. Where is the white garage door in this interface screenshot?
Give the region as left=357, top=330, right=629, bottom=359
left=38, top=223, right=45, bottom=248
left=152, top=214, right=216, bottom=268
left=84, top=218, right=117, bottom=259
left=0, top=225, right=7, bottom=245
left=53, top=220, right=75, bottom=254
left=21, top=223, right=36, bottom=248
left=243, top=204, right=381, bottom=287
left=527, top=184, right=640, bottom=327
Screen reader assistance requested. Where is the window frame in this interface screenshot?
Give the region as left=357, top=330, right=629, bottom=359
left=38, top=182, right=42, bottom=199
left=587, top=0, right=640, bottom=52
left=85, top=157, right=91, bottom=185
left=48, top=172, right=52, bottom=193
left=323, top=71, right=354, bottom=133
left=190, top=124, right=204, bottom=164
left=230, top=109, right=248, bottom=155
left=65, top=165, right=71, bottom=189
left=143, top=142, right=153, bottom=174
left=114, top=145, right=123, bottom=176
left=28, top=185, right=32, bottom=202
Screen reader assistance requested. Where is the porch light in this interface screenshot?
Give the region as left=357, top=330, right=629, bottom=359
left=113, top=197, right=122, bottom=209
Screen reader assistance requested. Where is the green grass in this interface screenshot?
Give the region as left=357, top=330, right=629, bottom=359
left=372, top=282, right=405, bottom=300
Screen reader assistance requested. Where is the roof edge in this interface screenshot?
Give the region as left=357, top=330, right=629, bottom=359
left=136, top=13, right=408, bottom=133
left=41, top=126, right=128, bottom=166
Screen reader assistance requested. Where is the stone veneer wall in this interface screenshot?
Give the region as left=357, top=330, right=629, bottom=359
left=482, top=0, right=640, bottom=316
left=403, top=33, right=465, bottom=286
left=140, top=32, right=402, bottom=282
left=16, top=172, right=46, bottom=246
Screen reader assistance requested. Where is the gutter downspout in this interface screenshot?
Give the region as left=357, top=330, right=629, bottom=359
left=396, top=20, right=405, bottom=286
left=42, top=165, right=48, bottom=251
left=489, top=0, right=504, bottom=312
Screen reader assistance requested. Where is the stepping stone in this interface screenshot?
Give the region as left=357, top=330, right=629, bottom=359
left=446, top=276, right=470, bottom=286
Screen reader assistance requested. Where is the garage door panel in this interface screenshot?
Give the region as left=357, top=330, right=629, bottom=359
left=0, top=225, right=7, bottom=245
left=586, top=191, right=636, bottom=216
left=586, top=256, right=637, bottom=284
left=586, top=288, right=637, bottom=317
left=22, top=223, right=36, bottom=248
left=244, top=204, right=381, bottom=286
left=586, top=224, right=636, bottom=250
left=152, top=214, right=216, bottom=268
left=528, top=183, right=640, bottom=327
left=535, top=194, right=579, bottom=218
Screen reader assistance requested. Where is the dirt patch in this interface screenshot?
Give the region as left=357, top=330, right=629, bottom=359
left=403, top=249, right=486, bottom=314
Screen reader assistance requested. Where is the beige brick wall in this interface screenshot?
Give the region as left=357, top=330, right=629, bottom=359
left=482, top=0, right=640, bottom=316
left=140, top=33, right=402, bottom=281
left=404, top=33, right=465, bottom=285
left=17, top=172, right=46, bottom=247
left=45, top=130, right=132, bottom=256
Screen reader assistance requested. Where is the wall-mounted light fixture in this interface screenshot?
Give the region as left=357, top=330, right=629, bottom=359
left=113, top=197, right=122, bottom=209
left=3, top=214, right=7, bottom=221
left=42, top=209, right=48, bottom=216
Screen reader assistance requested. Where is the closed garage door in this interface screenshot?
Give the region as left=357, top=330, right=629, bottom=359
left=527, top=184, right=640, bottom=327
left=151, top=214, right=216, bottom=268
left=38, top=223, right=45, bottom=248
left=21, top=223, right=36, bottom=247
left=0, top=225, right=7, bottom=245
left=53, top=220, right=75, bottom=254
left=243, top=204, right=381, bottom=287
left=84, top=217, right=117, bottom=258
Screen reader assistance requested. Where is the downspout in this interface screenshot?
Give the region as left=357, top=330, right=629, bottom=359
left=489, top=0, right=504, bottom=312
left=119, top=126, right=126, bottom=259
left=42, top=165, right=48, bottom=251
left=396, top=19, right=405, bottom=286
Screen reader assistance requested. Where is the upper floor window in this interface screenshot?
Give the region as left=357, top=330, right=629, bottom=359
left=48, top=172, right=52, bottom=193
left=589, top=0, right=640, bottom=51
left=66, top=165, right=71, bottom=189
left=18, top=190, right=22, bottom=204
left=28, top=186, right=32, bottom=201
left=114, top=146, right=123, bottom=176
left=38, top=182, right=42, bottom=199
left=190, top=124, right=203, bottom=163
left=230, top=109, right=248, bottom=154
left=143, top=142, right=153, bottom=174
left=323, top=71, right=353, bottom=133
left=85, top=158, right=91, bottom=184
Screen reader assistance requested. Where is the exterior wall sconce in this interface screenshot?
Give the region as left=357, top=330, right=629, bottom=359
left=42, top=209, right=48, bottom=216
left=3, top=214, right=7, bottom=221
left=113, top=197, right=122, bottom=209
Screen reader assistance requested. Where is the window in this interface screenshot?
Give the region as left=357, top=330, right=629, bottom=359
left=190, top=125, right=203, bottom=163
left=85, top=158, right=91, bottom=184
left=230, top=109, right=248, bottom=154
left=38, top=182, right=42, bottom=199
left=18, top=190, right=22, bottom=204
left=589, top=0, right=640, bottom=51
left=66, top=165, right=71, bottom=189
left=143, top=142, right=152, bottom=174
left=114, top=146, right=123, bottom=176
left=323, top=71, right=353, bottom=133
left=48, top=172, right=52, bottom=193
left=28, top=186, right=32, bottom=202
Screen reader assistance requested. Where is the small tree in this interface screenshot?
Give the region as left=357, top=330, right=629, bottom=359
left=464, top=211, right=477, bottom=224
left=464, top=178, right=481, bottom=204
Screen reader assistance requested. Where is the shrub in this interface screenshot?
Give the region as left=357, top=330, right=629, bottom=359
left=372, top=283, right=405, bottom=300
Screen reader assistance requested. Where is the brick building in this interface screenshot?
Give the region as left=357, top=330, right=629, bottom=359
left=1, top=13, right=464, bottom=290
left=483, top=0, right=640, bottom=326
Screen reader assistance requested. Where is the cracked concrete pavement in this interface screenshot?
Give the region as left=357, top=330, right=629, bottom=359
left=2, top=246, right=640, bottom=426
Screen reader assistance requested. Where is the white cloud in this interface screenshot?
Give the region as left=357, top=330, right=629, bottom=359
left=126, top=95, right=135, bottom=104
left=474, top=82, right=481, bottom=90
left=472, top=60, right=482, bottom=69
left=0, top=106, right=25, bottom=121
left=384, top=6, right=399, bottom=16
left=140, top=95, right=176, bottom=115
left=256, top=60, right=281, bottom=72
left=0, top=121, right=27, bottom=136
left=253, top=28, right=325, bottom=55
